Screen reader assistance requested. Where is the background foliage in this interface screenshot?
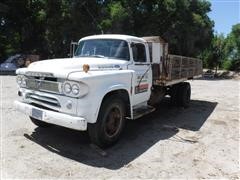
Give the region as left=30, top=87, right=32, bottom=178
left=0, top=0, right=239, bottom=70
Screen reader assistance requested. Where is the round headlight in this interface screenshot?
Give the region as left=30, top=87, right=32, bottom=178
left=21, top=78, right=27, bottom=87
left=16, top=76, right=22, bottom=85
left=64, top=83, right=72, bottom=94
left=72, top=84, right=80, bottom=95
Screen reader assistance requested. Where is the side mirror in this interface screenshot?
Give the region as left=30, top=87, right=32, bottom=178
left=69, top=41, right=78, bottom=57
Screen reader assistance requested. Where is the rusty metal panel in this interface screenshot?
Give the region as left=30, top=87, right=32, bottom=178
left=153, top=54, right=202, bottom=86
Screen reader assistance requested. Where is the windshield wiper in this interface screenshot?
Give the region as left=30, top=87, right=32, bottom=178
left=75, top=54, right=105, bottom=58
left=89, top=55, right=105, bottom=58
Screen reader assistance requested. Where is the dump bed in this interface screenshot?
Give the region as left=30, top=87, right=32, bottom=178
left=142, top=36, right=202, bottom=86
left=154, top=54, right=202, bottom=86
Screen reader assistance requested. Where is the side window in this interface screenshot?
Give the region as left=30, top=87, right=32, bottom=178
left=132, top=43, right=146, bottom=62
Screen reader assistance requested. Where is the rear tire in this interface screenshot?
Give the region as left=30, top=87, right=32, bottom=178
left=170, top=82, right=191, bottom=108
left=88, top=96, right=126, bottom=148
left=177, top=82, right=191, bottom=108
left=170, top=84, right=180, bottom=105
left=30, top=117, right=52, bottom=128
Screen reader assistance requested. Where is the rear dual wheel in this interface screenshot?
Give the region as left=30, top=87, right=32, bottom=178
left=170, top=82, right=191, bottom=108
left=178, top=82, right=191, bottom=107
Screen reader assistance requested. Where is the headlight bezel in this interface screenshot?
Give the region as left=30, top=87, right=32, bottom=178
left=62, top=81, right=87, bottom=98
left=16, top=76, right=22, bottom=84
left=72, top=84, right=80, bottom=95
left=16, top=75, right=27, bottom=88
left=63, top=82, right=72, bottom=94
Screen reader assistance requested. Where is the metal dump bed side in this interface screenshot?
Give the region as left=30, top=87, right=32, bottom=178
left=142, top=36, right=202, bottom=87
left=155, top=54, right=203, bottom=86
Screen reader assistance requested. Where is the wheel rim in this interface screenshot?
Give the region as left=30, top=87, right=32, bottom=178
left=104, top=106, right=122, bottom=138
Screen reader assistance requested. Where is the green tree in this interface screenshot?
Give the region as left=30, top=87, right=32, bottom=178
left=0, top=0, right=214, bottom=62
left=0, top=0, right=48, bottom=60
left=200, top=34, right=225, bottom=72
left=0, top=0, right=103, bottom=61
left=212, top=34, right=225, bottom=73
left=224, top=24, right=240, bottom=70
left=101, top=0, right=213, bottom=57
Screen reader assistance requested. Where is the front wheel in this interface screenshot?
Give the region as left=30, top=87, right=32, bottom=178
left=88, top=97, right=126, bottom=148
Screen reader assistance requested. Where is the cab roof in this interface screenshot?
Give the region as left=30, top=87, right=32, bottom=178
left=79, top=34, right=146, bottom=43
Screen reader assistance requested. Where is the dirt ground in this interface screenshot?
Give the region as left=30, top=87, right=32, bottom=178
left=1, top=76, right=239, bottom=179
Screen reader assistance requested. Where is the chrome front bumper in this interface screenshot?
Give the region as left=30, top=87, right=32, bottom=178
left=14, top=101, right=87, bottom=131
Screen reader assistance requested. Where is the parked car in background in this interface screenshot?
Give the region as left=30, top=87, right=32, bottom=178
left=0, top=54, right=40, bottom=75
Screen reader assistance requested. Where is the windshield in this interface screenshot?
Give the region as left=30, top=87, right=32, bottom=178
left=74, top=39, right=130, bottom=61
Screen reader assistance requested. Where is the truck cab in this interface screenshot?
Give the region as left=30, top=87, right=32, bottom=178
left=74, top=35, right=153, bottom=107
left=15, top=34, right=202, bottom=147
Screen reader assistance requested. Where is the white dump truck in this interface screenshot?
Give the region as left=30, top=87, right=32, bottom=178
left=15, top=34, right=202, bottom=147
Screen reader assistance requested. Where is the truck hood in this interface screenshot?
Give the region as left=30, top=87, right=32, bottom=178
left=17, top=57, right=129, bottom=78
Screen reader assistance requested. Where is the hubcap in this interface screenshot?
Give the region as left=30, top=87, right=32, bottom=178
left=105, top=107, right=122, bottom=138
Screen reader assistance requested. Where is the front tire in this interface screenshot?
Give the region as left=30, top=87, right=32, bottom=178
left=88, top=97, right=126, bottom=148
left=30, top=117, right=52, bottom=128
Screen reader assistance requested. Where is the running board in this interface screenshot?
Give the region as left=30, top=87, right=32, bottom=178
left=132, top=105, right=156, bottom=120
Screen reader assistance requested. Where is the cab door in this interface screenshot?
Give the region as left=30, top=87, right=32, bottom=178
left=128, top=42, right=152, bottom=106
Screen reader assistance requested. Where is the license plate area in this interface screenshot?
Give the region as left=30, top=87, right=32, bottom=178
left=32, top=108, right=43, bottom=120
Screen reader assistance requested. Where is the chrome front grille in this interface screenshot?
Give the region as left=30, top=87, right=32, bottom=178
left=24, top=76, right=63, bottom=110
left=26, top=78, right=61, bottom=94
left=26, top=93, right=60, bottom=107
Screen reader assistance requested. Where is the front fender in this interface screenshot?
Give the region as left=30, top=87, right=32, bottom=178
left=107, top=84, right=130, bottom=93
left=94, top=83, right=132, bottom=121
left=69, top=70, right=133, bottom=123
left=92, top=76, right=133, bottom=124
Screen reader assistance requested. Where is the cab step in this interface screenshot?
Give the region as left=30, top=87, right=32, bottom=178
left=132, top=105, right=156, bottom=120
